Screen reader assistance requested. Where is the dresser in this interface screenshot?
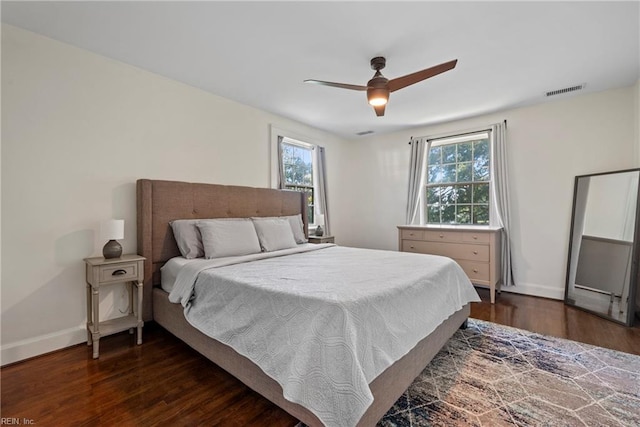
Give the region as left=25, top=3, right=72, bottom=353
left=398, top=225, right=502, bottom=303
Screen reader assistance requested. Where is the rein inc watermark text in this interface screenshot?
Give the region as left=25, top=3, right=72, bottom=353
left=1, top=419, right=35, bottom=425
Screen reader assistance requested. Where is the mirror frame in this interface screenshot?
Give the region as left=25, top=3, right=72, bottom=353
left=564, top=168, right=640, bottom=326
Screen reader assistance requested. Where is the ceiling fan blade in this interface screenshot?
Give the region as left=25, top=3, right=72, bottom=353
left=373, top=104, right=386, bottom=117
left=388, top=59, right=458, bottom=93
left=304, top=79, right=368, bottom=91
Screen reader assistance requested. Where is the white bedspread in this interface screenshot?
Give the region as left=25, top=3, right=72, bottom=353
left=169, top=245, right=480, bottom=427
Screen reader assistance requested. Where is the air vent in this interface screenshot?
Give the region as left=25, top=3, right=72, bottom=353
left=356, top=130, right=374, bottom=136
left=546, top=84, right=585, bottom=97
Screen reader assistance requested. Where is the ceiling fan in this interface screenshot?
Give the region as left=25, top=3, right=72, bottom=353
left=304, top=57, right=458, bottom=117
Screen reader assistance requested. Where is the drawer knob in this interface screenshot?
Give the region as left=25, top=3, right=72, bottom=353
left=410, top=246, right=415, bottom=249
left=112, top=269, right=127, bottom=276
left=409, top=233, right=415, bottom=236
left=473, top=251, right=478, bottom=255
left=473, top=269, right=479, bottom=273
left=472, top=235, right=478, bottom=240
left=439, top=234, right=444, bottom=238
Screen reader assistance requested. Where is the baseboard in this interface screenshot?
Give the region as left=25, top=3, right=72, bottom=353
left=1, top=326, right=87, bottom=366
left=0, top=282, right=565, bottom=366
left=500, top=281, right=565, bottom=300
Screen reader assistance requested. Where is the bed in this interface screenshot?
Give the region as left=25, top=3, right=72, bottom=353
left=136, top=179, right=478, bottom=427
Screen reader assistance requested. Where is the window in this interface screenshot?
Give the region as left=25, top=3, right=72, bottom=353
left=280, top=138, right=315, bottom=224
left=425, top=132, right=490, bottom=225
left=270, top=126, right=330, bottom=232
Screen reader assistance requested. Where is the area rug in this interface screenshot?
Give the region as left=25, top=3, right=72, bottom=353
left=377, top=319, right=640, bottom=426
left=298, top=319, right=640, bottom=426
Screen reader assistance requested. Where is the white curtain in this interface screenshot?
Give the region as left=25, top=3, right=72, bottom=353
left=316, top=146, right=330, bottom=235
left=491, top=121, right=515, bottom=287
left=406, top=137, right=429, bottom=224
left=276, top=136, right=286, bottom=189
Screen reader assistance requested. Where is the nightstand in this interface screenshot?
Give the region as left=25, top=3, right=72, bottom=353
left=308, top=235, right=335, bottom=244
left=83, top=254, right=145, bottom=358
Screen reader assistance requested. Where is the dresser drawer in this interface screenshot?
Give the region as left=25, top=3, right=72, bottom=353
left=457, top=260, right=490, bottom=282
left=99, top=262, right=139, bottom=284
left=424, top=230, right=463, bottom=243
left=401, top=229, right=424, bottom=240
left=421, top=241, right=490, bottom=262
left=402, top=240, right=430, bottom=253
left=462, top=231, right=491, bottom=244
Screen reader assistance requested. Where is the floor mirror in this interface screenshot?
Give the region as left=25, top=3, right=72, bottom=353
left=565, top=168, right=640, bottom=326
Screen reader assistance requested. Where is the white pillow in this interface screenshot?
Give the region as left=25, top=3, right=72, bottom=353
left=170, top=219, right=203, bottom=259
left=285, top=214, right=307, bottom=244
left=252, top=214, right=307, bottom=244
left=252, top=218, right=298, bottom=252
left=197, top=219, right=262, bottom=259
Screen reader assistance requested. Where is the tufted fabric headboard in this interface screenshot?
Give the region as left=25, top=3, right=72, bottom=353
left=136, top=179, right=309, bottom=321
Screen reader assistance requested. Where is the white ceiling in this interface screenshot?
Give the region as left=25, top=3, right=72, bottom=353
left=2, top=1, right=639, bottom=139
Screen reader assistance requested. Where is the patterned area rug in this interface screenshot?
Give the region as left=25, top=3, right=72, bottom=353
left=378, top=319, right=640, bottom=426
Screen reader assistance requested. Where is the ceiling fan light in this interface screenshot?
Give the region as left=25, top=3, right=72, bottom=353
left=369, top=97, right=387, bottom=106
left=367, top=88, right=389, bottom=106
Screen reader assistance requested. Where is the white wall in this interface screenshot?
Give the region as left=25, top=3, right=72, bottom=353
left=0, top=25, right=348, bottom=365
left=339, top=86, right=638, bottom=300
left=3, top=23, right=638, bottom=365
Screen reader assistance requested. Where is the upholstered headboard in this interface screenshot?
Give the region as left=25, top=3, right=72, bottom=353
left=136, top=179, right=309, bottom=321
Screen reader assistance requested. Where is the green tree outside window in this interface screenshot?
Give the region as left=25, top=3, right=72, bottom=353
left=425, top=136, right=490, bottom=225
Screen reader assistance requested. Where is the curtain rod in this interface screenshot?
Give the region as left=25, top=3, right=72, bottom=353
left=408, top=119, right=507, bottom=145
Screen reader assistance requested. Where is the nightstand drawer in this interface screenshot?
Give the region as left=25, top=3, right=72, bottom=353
left=308, top=235, right=335, bottom=244
left=99, top=262, right=139, bottom=284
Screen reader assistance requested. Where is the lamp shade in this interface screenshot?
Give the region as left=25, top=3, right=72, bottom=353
left=102, top=219, right=124, bottom=240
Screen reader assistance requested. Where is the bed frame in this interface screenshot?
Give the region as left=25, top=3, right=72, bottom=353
left=136, top=179, right=470, bottom=426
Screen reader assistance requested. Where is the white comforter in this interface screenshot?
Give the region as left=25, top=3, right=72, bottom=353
left=169, top=244, right=480, bottom=427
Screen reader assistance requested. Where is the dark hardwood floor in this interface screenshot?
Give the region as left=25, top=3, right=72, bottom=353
left=471, top=288, right=640, bottom=355
left=2, top=289, right=639, bottom=426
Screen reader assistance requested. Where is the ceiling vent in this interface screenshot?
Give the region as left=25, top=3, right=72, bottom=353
left=356, top=130, right=374, bottom=136
left=546, top=83, right=585, bottom=97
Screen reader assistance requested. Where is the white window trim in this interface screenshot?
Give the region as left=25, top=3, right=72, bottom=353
left=424, top=124, right=492, bottom=144
left=429, top=131, right=490, bottom=147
